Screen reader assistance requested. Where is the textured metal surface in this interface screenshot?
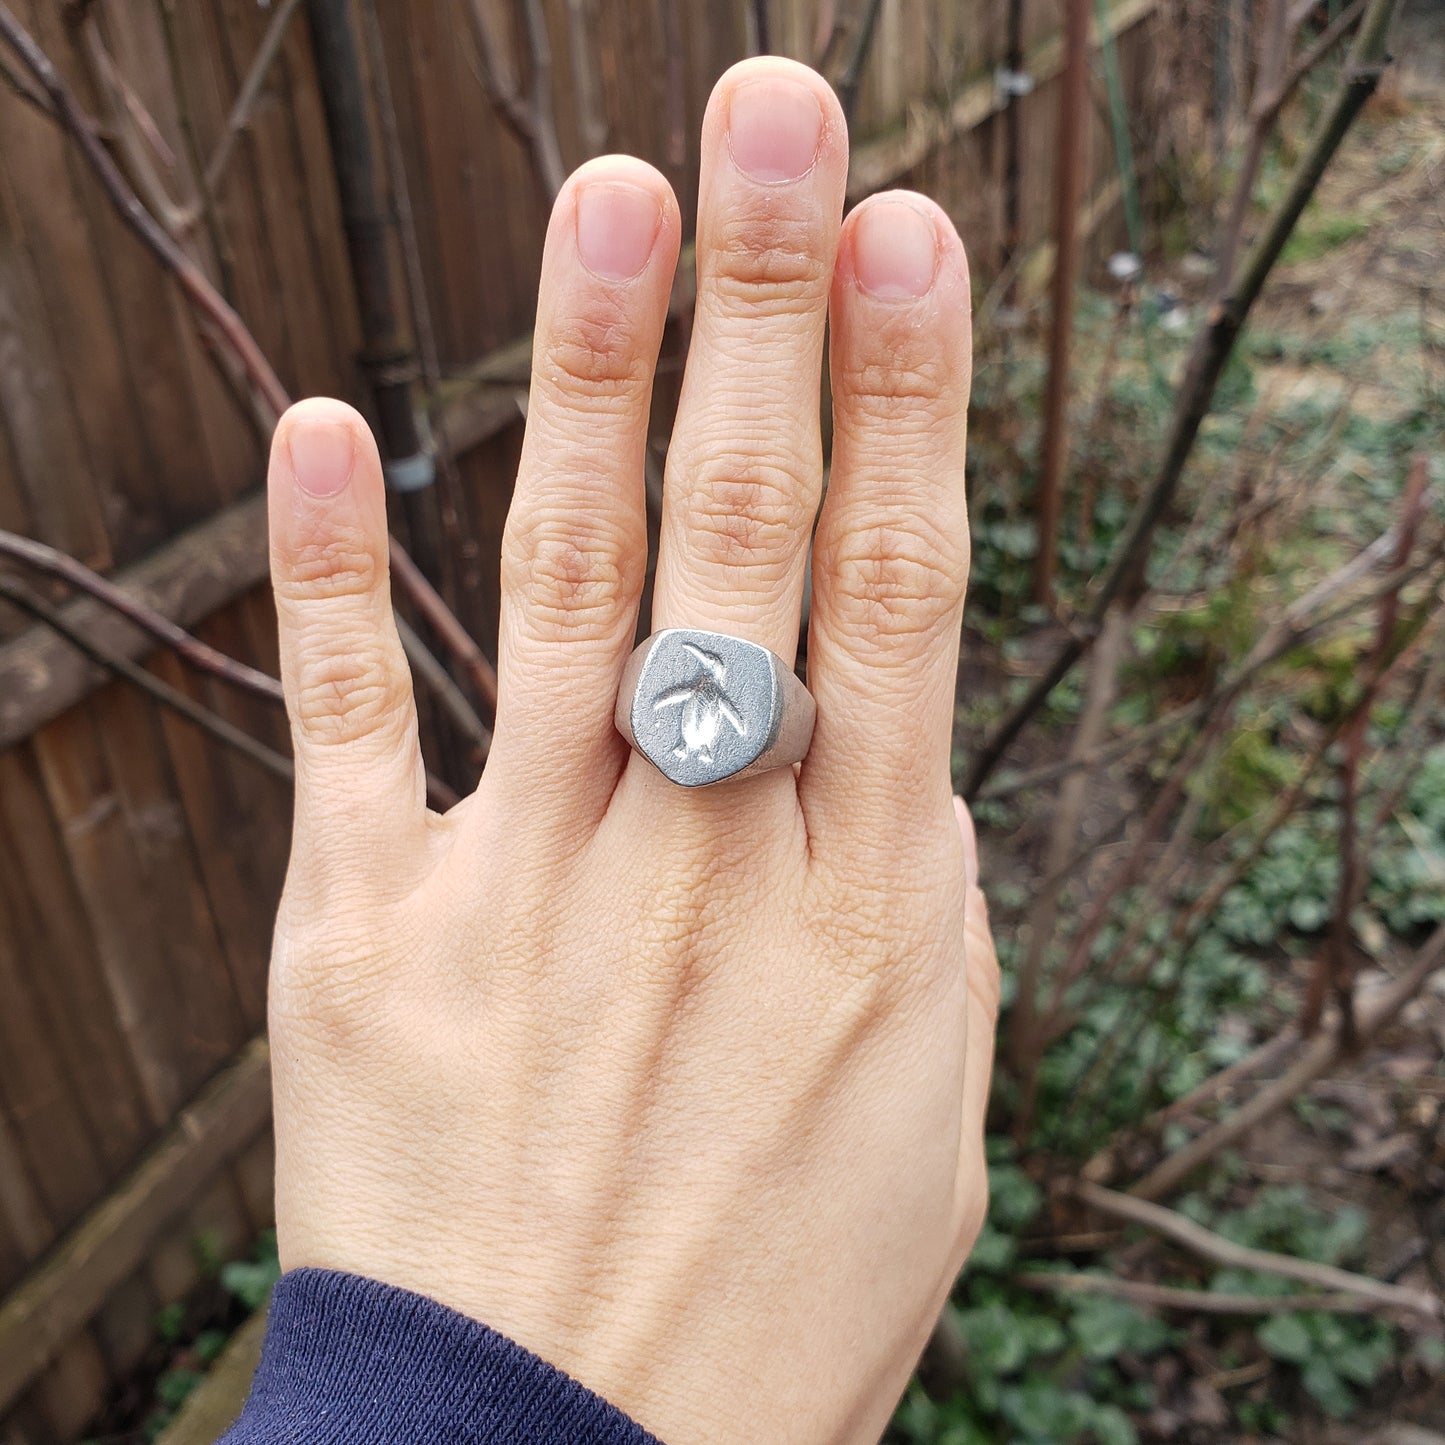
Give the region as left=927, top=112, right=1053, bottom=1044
left=616, top=629, right=815, bottom=787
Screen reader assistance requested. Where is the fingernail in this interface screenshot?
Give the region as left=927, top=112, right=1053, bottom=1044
left=576, top=181, right=662, bottom=281
left=727, top=77, right=823, bottom=183
left=287, top=421, right=356, bottom=497
left=853, top=201, right=939, bottom=299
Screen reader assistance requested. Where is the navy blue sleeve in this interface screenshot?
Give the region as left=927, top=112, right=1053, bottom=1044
left=218, top=1269, right=663, bottom=1445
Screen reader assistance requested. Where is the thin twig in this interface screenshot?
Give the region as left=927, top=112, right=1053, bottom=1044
left=1130, top=919, right=1445, bottom=1200
left=75, top=11, right=195, bottom=236
left=1016, top=1270, right=1403, bottom=1316
left=0, top=1, right=287, bottom=415
left=1038, top=529, right=1441, bottom=1033
left=1306, top=455, right=1430, bottom=1038
left=1212, top=0, right=1287, bottom=292
left=0, top=528, right=282, bottom=702
left=1066, top=587, right=1440, bottom=1103
left=0, top=574, right=293, bottom=784
left=466, top=0, right=567, bottom=200
left=1074, top=1181, right=1443, bottom=1317
left=1144, top=1030, right=1301, bottom=1133
left=388, top=543, right=499, bottom=715
left=203, top=0, right=305, bottom=198
left=1010, top=606, right=1128, bottom=1112
left=982, top=541, right=1441, bottom=801
left=395, top=614, right=492, bottom=757
left=564, top=0, right=606, bottom=155
left=835, top=0, right=883, bottom=126
left=0, top=566, right=462, bottom=814
left=1363, top=638, right=1445, bottom=851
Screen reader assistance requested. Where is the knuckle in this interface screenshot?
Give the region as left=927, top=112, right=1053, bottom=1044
left=501, top=511, right=639, bottom=642
left=702, top=211, right=831, bottom=315
left=817, top=512, right=967, bottom=651
left=535, top=294, right=653, bottom=402
left=275, top=529, right=383, bottom=604
left=680, top=452, right=814, bottom=575
left=290, top=634, right=412, bottom=747
left=836, top=348, right=954, bottom=422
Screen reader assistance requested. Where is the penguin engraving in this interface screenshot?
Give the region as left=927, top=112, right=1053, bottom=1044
left=652, top=643, right=748, bottom=765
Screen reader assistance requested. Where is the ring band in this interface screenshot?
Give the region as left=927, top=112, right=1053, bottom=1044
left=615, top=628, right=816, bottom=787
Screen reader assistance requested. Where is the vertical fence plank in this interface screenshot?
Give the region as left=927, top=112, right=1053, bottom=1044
left=0, top=166, right=111, bottom=570
left=0, top=749, right=150, bottom=1177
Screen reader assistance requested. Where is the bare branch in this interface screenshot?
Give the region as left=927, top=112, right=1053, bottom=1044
left=835, top=0, right=884, bottom=126
left=1212, top=0, right=1287, bottom=290
left=1130, top=918, right=1445, bottom=1200
left=1010, top=606, right=1128, bottom=1105
left=388, top=541, right=499, bottom=715
left=1074, top=1181, right=1443, bottom=1317
left=1306, top=455, right=1430, bottom=1038
left=203, top=0, right=305, bottom=198
left=0, top=536, right=466, bottom=809
left=1016, top=1270, right=1405, bottom=1317
left=395, top=614, right=492, bottom=758
left=565, top=0, right=606, bottom=155
left=466, top=0, right=567, bottom=200
left=0, top=574, right=292, bottom=785
left=75, top=10, right=195, bottom=235
left=0, top=528, right=282, bottom=703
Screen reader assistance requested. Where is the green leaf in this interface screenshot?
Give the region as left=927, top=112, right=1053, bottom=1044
left=967, top=1223, right=1017, bottom=1274
left=956, top=1300, right=1028, bottom=1379
left=1301, top=1357, right=1356, bottom=1418
left=1090, top=1402, right=1139, bottom=1445
left=1257, top=1313, right=1312, bottom=1363
left=1067, top=1295, right=1170, bottom=1361
left=1020, top=1314, right=1067, bottom=1356
left=194, top=1328, right=228, bottom=1364
left=998, top=1380, right=1095, bottom=1439
left=988, top=1163, right=1043, bottom=1231
left=221, top=1231, right=281, bottom=1311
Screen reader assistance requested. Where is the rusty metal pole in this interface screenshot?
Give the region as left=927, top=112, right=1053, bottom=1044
left=1032, top=0, right=1091, bottom=606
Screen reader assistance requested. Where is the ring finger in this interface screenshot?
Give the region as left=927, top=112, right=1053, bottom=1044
left=650, top=58, right=847, bottom=668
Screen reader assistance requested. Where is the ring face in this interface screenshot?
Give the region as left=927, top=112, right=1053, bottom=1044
left=618, top=629, right=806, bottom=787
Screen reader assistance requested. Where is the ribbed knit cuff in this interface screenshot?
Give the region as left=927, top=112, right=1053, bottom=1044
left=219, top=1269, right=663, bottom=1445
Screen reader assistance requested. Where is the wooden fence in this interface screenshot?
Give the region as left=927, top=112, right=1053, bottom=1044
left=0, top=0, right=1184, bottom=1437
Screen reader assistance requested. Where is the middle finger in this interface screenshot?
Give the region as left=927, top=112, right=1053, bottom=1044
left=651, top=58, right=847, bottom=666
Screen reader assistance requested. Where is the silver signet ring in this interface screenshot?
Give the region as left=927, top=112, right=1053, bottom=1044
left=615, top=629, right=816, bottom=788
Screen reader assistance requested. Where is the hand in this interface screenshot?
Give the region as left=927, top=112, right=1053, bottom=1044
left=266, top=55, right=998, bottom=1445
